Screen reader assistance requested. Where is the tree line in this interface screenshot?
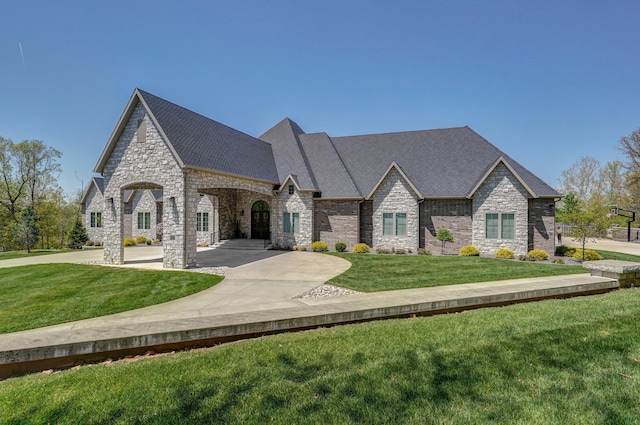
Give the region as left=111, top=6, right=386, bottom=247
left=556, top=128, right=640, bottom=255
left=0, top=136, right=80, bottom=252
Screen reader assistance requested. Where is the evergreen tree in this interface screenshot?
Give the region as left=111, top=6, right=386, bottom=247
left=12, top=206, right=39, bottom=253
left=67, top=217, right=88, bottom=249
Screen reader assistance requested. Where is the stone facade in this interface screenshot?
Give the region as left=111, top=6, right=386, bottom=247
left=130, top=190, right=157, bottom=242
left=422, top=199, right=473, bottom=254
left=314, top=200, right=359, bottom=251
left=272, top=184, right=313, bottom=248
left=82, top=183, right=104, bottom=243
left=472, top=163, right=529, bottom=256
left=102, top=103, right=185, bottom=268
left=371, top=168, right=419, bottom=251
left=196, top=194, right=216, bottom=245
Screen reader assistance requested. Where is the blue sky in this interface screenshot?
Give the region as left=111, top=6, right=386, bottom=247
left=2, top=0, right=639, bottom=196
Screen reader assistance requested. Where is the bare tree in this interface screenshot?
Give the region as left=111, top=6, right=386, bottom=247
left=558, top=156, right=602, bottom=201
left=599, top=160, right=626, bottom=206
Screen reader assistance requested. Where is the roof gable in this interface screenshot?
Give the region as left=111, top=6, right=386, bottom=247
left=80, top=177, right=104, bottom=205
left=467, top=156, right=537, bottom=199
left=366, top=162, right=423, bottom=200
left=95, top=89, right=279, bottom=184
left=259, top=118, right=318, bottom=190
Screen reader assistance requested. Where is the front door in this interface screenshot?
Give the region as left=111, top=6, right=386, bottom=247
left=251, top=200, right=270, bottom=239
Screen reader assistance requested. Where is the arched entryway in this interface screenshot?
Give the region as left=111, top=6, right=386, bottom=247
left=251, top=200, right=270, bottom=239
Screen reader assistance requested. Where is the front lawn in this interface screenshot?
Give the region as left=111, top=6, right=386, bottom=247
left=0, top=264, right=223, bottom=334
left=327, top=253, right=587, bottom=292
left=1, top=289, right=639, bottom=424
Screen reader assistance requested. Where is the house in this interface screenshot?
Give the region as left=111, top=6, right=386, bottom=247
left=90, top=88, right=560, bottom=268
left=80, top=177, right=163, bottom=243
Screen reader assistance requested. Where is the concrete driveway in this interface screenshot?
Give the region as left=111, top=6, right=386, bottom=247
left=0, top=246, right=352, bottom=330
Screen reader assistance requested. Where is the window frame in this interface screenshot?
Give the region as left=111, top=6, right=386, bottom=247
left=485, top=212, right=515, bottom=240
left=137, top=212, right=151, bottom=230
left=288, top=185, right=295, bottom=195
left=382, top=212, right=407, bottom=236
left=283, top=212, right=300, bottom=234
left=197, top=212, right=209, bottom=232
left=90, top=212, right=103, bottom=228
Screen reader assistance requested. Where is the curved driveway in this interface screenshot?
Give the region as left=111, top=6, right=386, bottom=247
left=1, top=247, right=352, bottom=332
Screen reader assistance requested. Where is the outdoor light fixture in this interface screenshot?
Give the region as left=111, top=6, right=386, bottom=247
left=170, top=196, right=176, bottom=207
left=240, top=209, right=244, bottom=216
left=108, top=197, right=114, bottom=205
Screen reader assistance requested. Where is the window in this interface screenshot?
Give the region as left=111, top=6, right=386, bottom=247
left=383, top=213, right=406, bottom=236
left=283, top=212, right=299, bottom=233
left=137, top=212, right=151, bottom=229
left=485, top=213, right=514, bottom=239
left=485, top=213, right=499, bottom=239
left=396, top=213, right=407, bottom=236
left=288, top=185, right=295, bottom=195
left=90, top=212, right=102, bottom=228
left=196, top=212, right=209, bottom=232
left=501, top=213, right=514, bottom=239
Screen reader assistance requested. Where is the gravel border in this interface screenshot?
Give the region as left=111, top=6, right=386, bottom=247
left=293, top=284, right=363, bottom=299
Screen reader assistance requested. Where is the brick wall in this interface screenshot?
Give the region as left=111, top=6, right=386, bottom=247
left=359, top=200, right=373, bottom=247
left=314, top=200, right=359, bottom=251
left=422, top=199, right=472, bottom=254
left=528, top=198, right=555, bottom=255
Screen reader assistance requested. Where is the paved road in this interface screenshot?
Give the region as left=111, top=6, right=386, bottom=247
left=566, top=237, right=640, bottom=256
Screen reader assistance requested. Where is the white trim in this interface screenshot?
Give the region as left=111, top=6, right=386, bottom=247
left=366, top=162, right=423, bottom=200
left=94, top=89, right=185, bottom=173
left=466, top=156, right=537, bottom=199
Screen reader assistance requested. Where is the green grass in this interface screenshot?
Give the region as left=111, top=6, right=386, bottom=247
left=326, top=253, right=587, bottom=292
left=1, top=289, right=639, bottom=424
left=596, top=250, right=640, bottom=262
left=0, top=264, right=223, bottom=334
left=0, top=249, right=72, bottom=260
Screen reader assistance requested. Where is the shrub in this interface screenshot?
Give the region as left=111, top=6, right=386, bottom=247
left=417, top=248, right=432, bottom=255
left=292, top=245, right=298, bottom=251
left=335, top=242, right=347, bottom=252
left=572, top=248, right=603, bottom=261
left=136, top=235, right=148, bottom=245
left=395, top=248, right=406, bottom=255
left=552, top=258, right=565, bottom=264
left=527, top=249, right=549, bottom=261
left=86, top=240, right=95, bottom=247
left=376, top=248, right=392, bottom=254
left=460, top=245, right=480, bottom=256
left=554, top=245, right=575, bottom=257
left=353, top=243, right=370, bottom=254
left=146, top=239, right=152, bottom=245
left=311, top=241, right=328, bottom=252
left=67, top=217, right=89, bottom=249
left=283, top=245, right=291, bottom=251
left=124, top=238, right=136, bottom=247
left=273, top=244, right=280, bottom=250
left=495, top=247, right=515, bottom=259
left=299, top=245, right=307, bottom=251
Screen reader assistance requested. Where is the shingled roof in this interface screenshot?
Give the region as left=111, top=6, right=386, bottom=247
left=327, top=127, right=560, bottom=199
left=95, top=89, right=559, bottom=200
left=259, top=118, right=318, bottom=190
left=95, top=89, right=279, bottom=184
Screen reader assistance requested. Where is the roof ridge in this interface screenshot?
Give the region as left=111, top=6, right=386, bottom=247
left=137, top=89, right=273, bottom=149
left=331, top=126, right=471, bottom=140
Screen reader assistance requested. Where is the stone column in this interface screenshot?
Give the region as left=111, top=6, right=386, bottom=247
left=103, top=191, right=124, bottom=264
left=184, top=180, right=198, bottom=268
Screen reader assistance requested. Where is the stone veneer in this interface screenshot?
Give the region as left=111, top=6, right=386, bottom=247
left=102, top=103, right=185, bottom=268
left=422, top=199, right=472, bottom=254
left=196, top=194, right=216, bottom=245
left=82, top=184, right=104, bottom=243
left=130, top=190, right=157, bottom=242
left=272, top=185, right=313, bottom=248
left=371, top=168, right=419, bottom=251
left=185, top=168, right=274, bottom=267
left=472, top=163, right=529, bottom=256
left=314, top=200, right=359, bottom=251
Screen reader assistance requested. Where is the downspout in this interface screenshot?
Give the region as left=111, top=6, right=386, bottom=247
left=418, top=198, right=424, bottom=249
